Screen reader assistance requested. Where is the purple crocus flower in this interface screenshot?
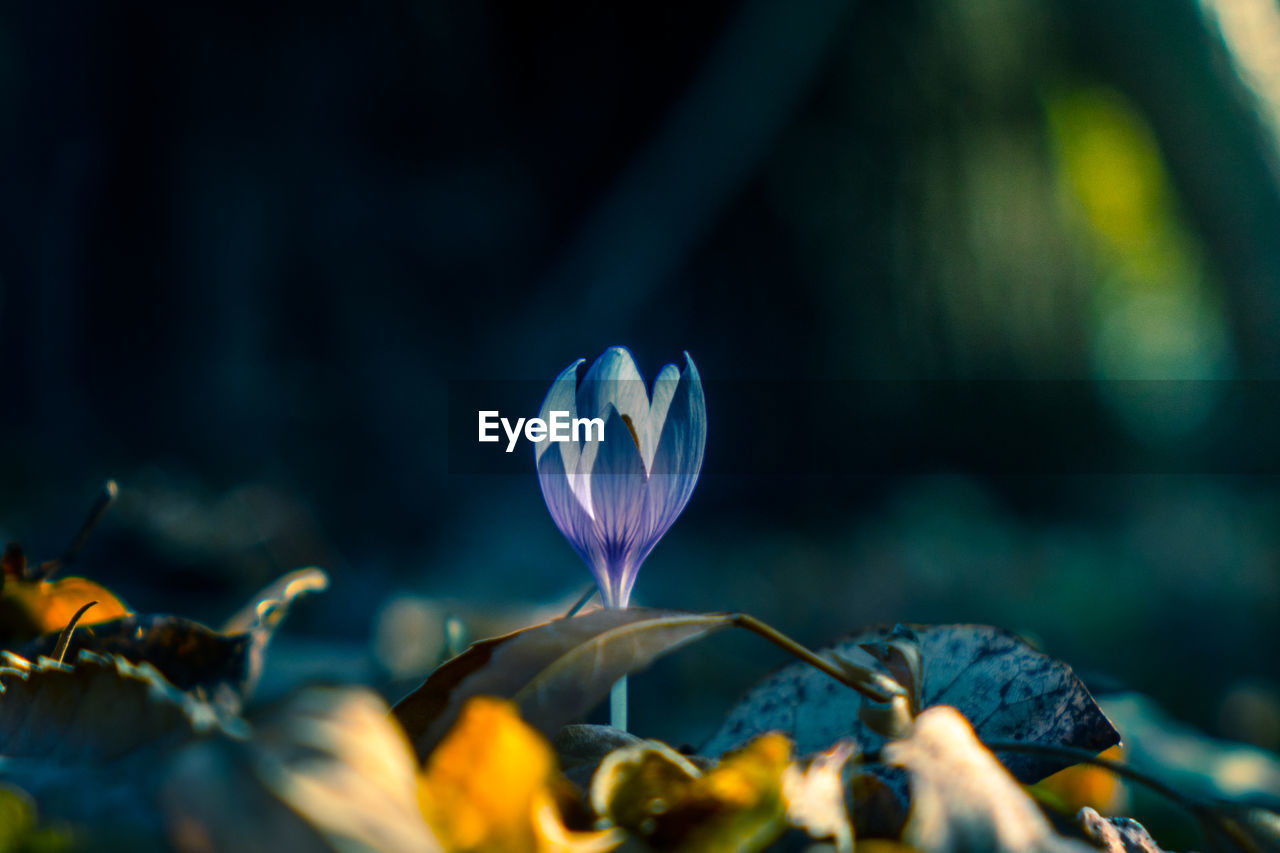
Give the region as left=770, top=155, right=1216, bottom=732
left=535, top=346, right=706, bottom=608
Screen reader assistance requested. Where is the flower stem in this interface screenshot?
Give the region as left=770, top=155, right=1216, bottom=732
left=610, top=675, right=628, bottom=732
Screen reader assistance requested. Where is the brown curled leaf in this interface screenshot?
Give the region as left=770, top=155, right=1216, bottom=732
left=393, top=608, right=735, bottom=761
left=16, top=567, right=328, bottom=710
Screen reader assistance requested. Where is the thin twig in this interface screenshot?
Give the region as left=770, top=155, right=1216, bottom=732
left=34, top=480, right=118, bottom=581
left=53, top=601, right=98, bottom=665
left=730, top=613, right=905, bottom=704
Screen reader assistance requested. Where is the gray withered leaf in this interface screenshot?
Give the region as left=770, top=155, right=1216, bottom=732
left=0, top=649, right=239, bottom=834
left=0, top=655, right=435, bottom=850
left=552, top=724, right=645, bottom=789
left=393, top=607, right=734, bottom=761
left=16, top=567, right=327, bottom=711
left=0, top=650, right=233, bottom=763
left=704, top=623, right=1118, bottom=783
left=162, top=686, right=441, bottom=853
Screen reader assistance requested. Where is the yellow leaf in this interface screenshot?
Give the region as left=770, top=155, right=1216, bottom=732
left=0, top=484, right=131, bottom=647
left=591, top=733, right=793, bottom=852
left=419, top=697, right=620, bottom=853
left=0, top=569, right=130, bottom=647
left=783, top=741, right=856, bottom=853
left=1031, top=744, right=1126, bottom=816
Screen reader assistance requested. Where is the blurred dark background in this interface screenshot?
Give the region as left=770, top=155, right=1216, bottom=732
left=2, top=0, right=1279, bottom=832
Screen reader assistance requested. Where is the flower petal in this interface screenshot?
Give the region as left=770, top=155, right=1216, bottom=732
left=535, top=358, right=584, bottom=465
left=577, top=347, right=651, bottom=463
left=535, top=347, right=705, bottom=610
left=644, top=363, right=681, bottom=472
left=537, top=440, right=610, bottom=594
left=587, top=405, right=651, bottom=606
left=646, top=353, right=706, bottom=542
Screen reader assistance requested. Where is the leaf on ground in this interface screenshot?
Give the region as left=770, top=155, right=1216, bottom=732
left=0, top=650, right=230, bottom=763
left=393, top=608, right=733, bottom=761
left=163, top=685, right=442, bottom=853
left=704, top=624, right=1118, bottom=783
left=782, top=741, right=856, bottom=853
left=553, top=725, right=645, bottom=790
left=1077, top=807, right=1166, bottom=853
left=17, top=616, right=250, bottom=708
left=0, top=484, right=130, bottom=648
left=590, top=734, right=793, bottom=853
left=1100, top=692, right=1280, bottom=804
left=419, top=696, right=620, bottom=853
left=0, top=648, right=236, bottom=834
left=884, top=706, right=1095, bottom=853
left=845, top=765, right=910, bottom=841
left=221, top=567, right=331, bottom=636
left=16, top=567, right=328, bottom=711
left=1033, top=744, right=1126, bottom=816
left=0, top=556, right=130, bottom=649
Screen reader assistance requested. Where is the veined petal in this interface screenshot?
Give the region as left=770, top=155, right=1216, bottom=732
left=587, top=405, right=651, bottom=606
left=577, top=346, right=651, bottom=464
left=535, top=358, right=584, bottom=465
left=644, top=363, right=681, bottom=472
left=566, top=469, right=596, bottom=520
left=646, top=353, right=706, bottom=541
left=536, top=440, right=588, bottom=544
left=535, top=347, right=705, bottom=610
left=537, top=441, right=610, bottom=594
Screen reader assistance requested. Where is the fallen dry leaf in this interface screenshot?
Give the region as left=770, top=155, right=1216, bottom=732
left=0, top=648, right=235, bottom=835
left=0, top=482, right=130, bottom=647
left=706, top=624, right=1118, bottom=783
left=16, top=567, right=328, bottom=712
left=553, top=724, right=645, bottom=790
left=590, top=734, right=794, bottom=853
left=164, top=685, right=442, bottom=853
left=1033, top=744, right=1127, bottom=816
left=884, top=706, right=1094, bottom=853
left=782, top=741, right=856, bottom=853
left=419, top=696, right=620, bottom=853
left=0, top=650, right=229, bottom=764
left=0, top=545, right=129, bottom=648
left=1078, top=807, right=1166, bottom=853
left=394, top=608, right=734, bottom=761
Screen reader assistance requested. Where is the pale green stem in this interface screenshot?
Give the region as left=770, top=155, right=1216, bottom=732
left=610, top=675, right=628, bottom=731
left=607, top=573, right=629, bottom=730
